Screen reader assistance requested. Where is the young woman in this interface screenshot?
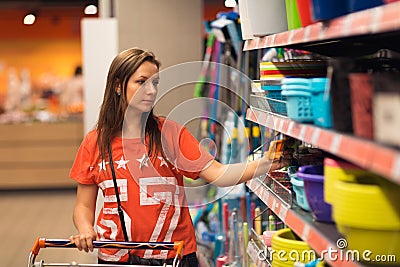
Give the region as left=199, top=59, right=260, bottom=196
left=69, top=47, right=285, bottom=266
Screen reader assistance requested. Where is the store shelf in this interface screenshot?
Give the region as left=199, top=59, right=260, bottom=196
left=246, top=177, right=364, bottom=267
left=243, top=2, right=400, bottom=57
left=246, top=108, right=400, bottom=186
left=247, top=238, right=269, bottom=267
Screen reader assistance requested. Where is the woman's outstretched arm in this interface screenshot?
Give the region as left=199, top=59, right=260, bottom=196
left=199, top=156, right=286, bottom=187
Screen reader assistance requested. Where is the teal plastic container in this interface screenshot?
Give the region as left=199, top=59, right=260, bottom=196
left=281, top=78, right=313, bottom=122
left=282, top=90, right=314, bottom=122
left=310, top=78, right=333, bottom=128
left=261, top=80, right=287, bottom=116
left=281, top=77, right=311, bottom=88
left=290, top=172, right=311, bottom=211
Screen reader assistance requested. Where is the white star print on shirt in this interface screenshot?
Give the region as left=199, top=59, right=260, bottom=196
left=98, top=160, right=109, bottom=171
left=158, top=156, right=168, bottom=167
left=171, top=158, right=180, bottom=173
left=116, top=156, right=130, bottom=170
left=137, top=153, right=149, bottom=169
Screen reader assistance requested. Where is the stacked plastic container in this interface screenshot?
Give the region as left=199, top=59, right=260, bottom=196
left=281, top=78, right=313, bottom=122
left=310, top=78, right=333, bottom=128
left=324, top=157, right=400, bottom=263
left=260, top=79, right=287, bottom=116
left=281, top=77, right=333, bottom=128
left=271, top=228, right=316, bottom=267
left=288, top=166, right=311, bottom=211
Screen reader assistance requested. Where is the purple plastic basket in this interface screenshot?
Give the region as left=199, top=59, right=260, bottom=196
left=296, top=165, right=333, bottom=223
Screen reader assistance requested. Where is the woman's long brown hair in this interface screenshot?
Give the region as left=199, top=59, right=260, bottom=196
left=96, top=47, right=165, bottom=162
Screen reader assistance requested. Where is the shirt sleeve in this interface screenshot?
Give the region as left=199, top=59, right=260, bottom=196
left=172, top=122, right=215, bottom=179
left=69, top=132, right=97, bottom=184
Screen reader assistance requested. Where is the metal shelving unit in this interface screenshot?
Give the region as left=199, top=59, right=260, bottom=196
left=242, top=2, right=400, bottom=267
left=243, top=2, right=400, bottom=57
left=246, top=108, right=400, bottom=185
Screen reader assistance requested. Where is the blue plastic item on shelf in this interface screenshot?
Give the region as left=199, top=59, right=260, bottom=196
left=311, top=0, right=348, bottom=21
left=310, top=78, right=333, bottom=128
left=348, top=0, right=384, bottom=12
left=261, top=79, right=282, bottom=91
left=282, top=90, right=314, bottom=122
left=290, top=172, right=311, bottom=211
left=261, top=80, right=287, bottom=116
left=281, top=77, right=313, bottom=122
left=281, top=84, right=310, bottom=91
left=281, top=77, right=311, bottom=87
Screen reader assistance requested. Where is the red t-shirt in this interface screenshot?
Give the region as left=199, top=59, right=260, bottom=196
left=70, top=118, right=214, bottom=262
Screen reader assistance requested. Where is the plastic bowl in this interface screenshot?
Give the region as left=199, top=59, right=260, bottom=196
left=290, top=173, right=311, bottom=211
left=333, top=179, right=400, bottom=229
left=335, top=224, right=400, bottom=264
left=271, top=228, right=315, bottom=266
left=263, top=230, right=277, bottom=247
left=271, top=228, right=310, bottom=250
left=324, top=157, right=381, bottom=204
left=296, top=165, right=333, bottom=223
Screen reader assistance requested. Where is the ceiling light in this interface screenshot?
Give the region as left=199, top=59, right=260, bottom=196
left=23, top=13, right=36, bottom=25
left=225, top=0, right=237, bottom=8
left=84, top=4, right=98, bottom=15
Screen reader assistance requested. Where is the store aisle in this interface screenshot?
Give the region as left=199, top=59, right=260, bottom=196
left=0, top=189, right=97, bottom=267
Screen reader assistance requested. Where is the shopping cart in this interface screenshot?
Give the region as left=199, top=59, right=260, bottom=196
left=28, top=238, right=184, bottom=267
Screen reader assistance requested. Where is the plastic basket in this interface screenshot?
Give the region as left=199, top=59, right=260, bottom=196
left=266, top=91, right=287, bottom=116
left=310, top=77, right=333, bottom=128
left=281, top=77, right=312, bottom=87
left=289, top=171, right=311, bottom=211
left=281, top=90, right=313, bottom=122
left=260, top=80, right=287, bottom=116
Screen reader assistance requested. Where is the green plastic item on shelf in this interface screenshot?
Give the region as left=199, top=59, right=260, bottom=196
left=285, top=0, right=302, bottom=30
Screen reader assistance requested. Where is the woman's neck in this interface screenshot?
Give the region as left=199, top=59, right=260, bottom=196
left=119, top=112, right=143, bottom=138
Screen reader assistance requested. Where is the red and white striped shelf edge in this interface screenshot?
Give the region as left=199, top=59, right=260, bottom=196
left=246, top=108, right=400, bottom=185
left=243, top=2, right=400, bottom=51
left=246, top=178, right=365, bottom=267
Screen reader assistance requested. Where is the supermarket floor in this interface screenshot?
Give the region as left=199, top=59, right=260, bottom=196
left=1, top=183, right=208, bottom=267
left=0, top=188, right=97, bottom=267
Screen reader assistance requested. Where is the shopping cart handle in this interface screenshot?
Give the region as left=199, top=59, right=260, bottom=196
left=30, top=238, right=184, bottom=258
